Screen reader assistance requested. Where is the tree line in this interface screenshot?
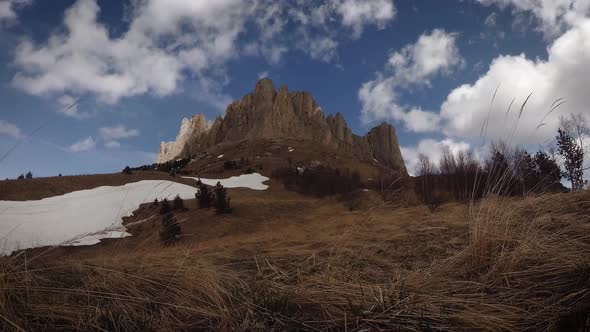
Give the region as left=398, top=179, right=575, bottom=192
left=415, top=113, right=589, bottom=207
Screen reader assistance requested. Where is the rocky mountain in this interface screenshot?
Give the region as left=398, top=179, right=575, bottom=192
left=157, top=79, right=407, bottom=175
left=156, top=114, right=212, bottom=163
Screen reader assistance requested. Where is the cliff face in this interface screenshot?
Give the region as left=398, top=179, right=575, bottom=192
left=156, top=114, right=212, bottom=164
left=157, top=78, right=407, bottom=175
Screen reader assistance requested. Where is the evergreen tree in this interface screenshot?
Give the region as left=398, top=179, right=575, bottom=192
left=173, top=194, right=186, bottom=210
left=159, top=212, right=181, bottom=245
left=122, top=166, right=132, bottom=175
left=196, top=182, right=212, bottom=209
left=513, top=149, right=536, bottom=195
left=160, top=198, right=171, bottom=215
left=533, top=150, right=562, bottom=191
left=214, top=181, right=231, bottom=213
left=25, top=171, right=33, bottom=179
left=557, top=128, right=584, bottom=191
left=17, top=174, right=24, bottom=180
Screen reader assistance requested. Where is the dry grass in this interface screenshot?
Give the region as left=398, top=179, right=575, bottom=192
left=1, top=187, right=589, bottom=330
left=0, top=172, right=197, bottom=201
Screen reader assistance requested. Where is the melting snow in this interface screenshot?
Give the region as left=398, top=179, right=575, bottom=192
left=183, top=173, right=269, bottom=191
left=217, top=154, right=224, bottom=159
left=0, top=174, right=270, bottom=256
left=0, top=180, right=198, bottom=256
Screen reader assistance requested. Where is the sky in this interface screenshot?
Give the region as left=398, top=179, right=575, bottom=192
left=0, top=0, right=589, bottom=178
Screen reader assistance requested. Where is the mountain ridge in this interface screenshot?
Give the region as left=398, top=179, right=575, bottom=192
left=157, top=79, right=407, bottom=176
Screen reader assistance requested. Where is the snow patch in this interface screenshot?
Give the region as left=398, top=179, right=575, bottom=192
left=184, top=173, right=269, bottom=191
left=217, top=154, right=224, bottom=159
left=0, top=180, right=198, bottom=256
left=66, top=230, right=131, bottom=246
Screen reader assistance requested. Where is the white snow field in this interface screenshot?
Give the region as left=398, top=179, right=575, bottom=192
left=0, top=180, right=198, bottom=256
left=183, top=173, right=269, bottom=191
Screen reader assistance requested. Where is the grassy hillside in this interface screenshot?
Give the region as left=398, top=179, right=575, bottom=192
left=1, top=179, right=589, bottom=330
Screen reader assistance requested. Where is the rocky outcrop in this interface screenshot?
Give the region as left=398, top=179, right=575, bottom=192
left=156, top=78, right=407, bottom=175
left=156, top=114, right=212, bottom=164
left=366, top=123, right=406, bottom=173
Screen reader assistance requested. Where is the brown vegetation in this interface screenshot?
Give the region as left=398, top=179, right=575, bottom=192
left=1, top=178, right=589, bottom=330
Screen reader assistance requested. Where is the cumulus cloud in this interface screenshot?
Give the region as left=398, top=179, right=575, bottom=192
left=336, top=0, right=396, bottom=37
left=401, top=138, right=471, bottom=175
left=387, top=29, right=463, bottom=87
left=440, top=19, right=590, bottom=145
left=98, top=125, right=139, bottom=141
left=98, top=124, right=139, bottom=148
left=12, top=0, right=397, bottom=108
left=56, top=95, right=90, bottom=119
left=70, top=124, right=139, bottom=152
left=257, top=71, right=269, bottom=79
left=0, top=0, right=31, bottom=24
left=359, top=29, right=462, bottom=131
left=69, top=136, right=96, bottom=152
left=0, top=120, right=23, bottom=139
left=104, top=141, right=121, bottom=149
left=476, top=0, right=590, bottom=37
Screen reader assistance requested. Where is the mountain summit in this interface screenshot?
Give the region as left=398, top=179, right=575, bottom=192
left=157, top=78, right=407, bottom=175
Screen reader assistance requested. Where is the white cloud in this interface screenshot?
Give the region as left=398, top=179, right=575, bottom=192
left=12, top=0, right=397, bottom=109
left=401, top=138, right=471, bottom=175
left=69, top=136, right=96, bottom=152
left=0, top=120, right=23, bottom=139
left=57, top=95, right=90, bottom=119
left=484, top=12, right=498, bottom=27
left=98, top=124, right=139, bottom=141
left=0, top=0, right=31, bottom=24
left=440, top=19, right=590, bottom=145
left=305, top=36, right=339, bottom=62
left=257, top=71, right=269, bottom=79
left=359, top=29, right=462, bottom=131
left=476, top=0, right=590, bottom=37
left=336, top=0, right=396, bottom=37
left=70, top=125, right=138, bottom=152
left=98, top=124, right=139, bottom=148
left=387, top=29, right=463, bottom=87
left=104, top=140, right=121, bottom=149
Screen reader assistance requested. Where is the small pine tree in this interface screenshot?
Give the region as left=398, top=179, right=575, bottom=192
left=196, top=183, right=212, bottom=209
left=122, top=166, right=132, bottom=175
left=159, top=212, right=181, bottom=245
left=17, top=174, right=24, bottom=180
left=152, top=198, right=159, bottom=207
left=214, top=181, right=231, bottom=213
left=25, top=171, right=33, bottom=179
left=173, top=194, right=186, bottom=210
left=160, top=198, right=171, bottom=215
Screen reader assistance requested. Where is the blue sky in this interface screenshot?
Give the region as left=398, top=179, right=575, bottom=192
left=0, top=0, right=589, bottom=177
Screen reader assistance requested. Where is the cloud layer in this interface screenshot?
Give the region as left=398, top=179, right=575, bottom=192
left=69, top=124, right=140, bottom=152
left=440, top=18, right=590, bottom=145
left=476, top=0, right=590, bottom=36
left=0, top=0, right=30, bottom=24
left=12, top=0, right=397, bottom=109
left=359, top=29, right=462, bottom=132
left=69, top=136, right=96, bottom=152
left=0, top=120, right=23, bottom=139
